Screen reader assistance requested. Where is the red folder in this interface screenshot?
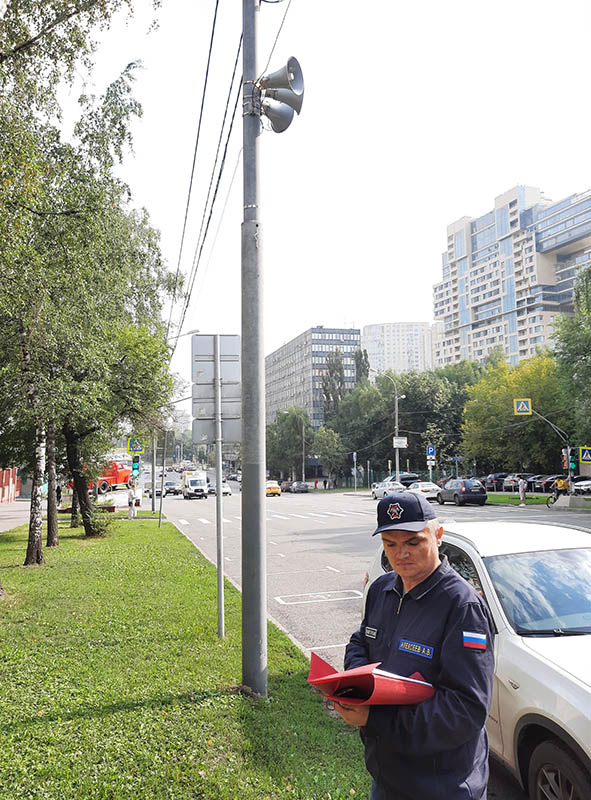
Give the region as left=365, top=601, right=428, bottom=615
left=307, top=652, right=435, bottom=706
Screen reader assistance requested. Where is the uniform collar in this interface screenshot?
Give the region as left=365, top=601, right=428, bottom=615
left=382, top=554, right=451, bottom=599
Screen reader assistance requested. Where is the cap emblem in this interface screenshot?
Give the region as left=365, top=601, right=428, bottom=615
left=387, top=502, right=404, bottom=520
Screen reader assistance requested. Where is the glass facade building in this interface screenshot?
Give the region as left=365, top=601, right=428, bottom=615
left=433, top=185, right=591, bottom=366
left=265, top=326, right=361, bottom=429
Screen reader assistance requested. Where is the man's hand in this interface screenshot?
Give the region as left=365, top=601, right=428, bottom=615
left=333, top=701, right=369, bottom=727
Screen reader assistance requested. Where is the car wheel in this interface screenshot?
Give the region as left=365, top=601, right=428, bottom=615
left=436, top=494, right=444, bottom=505
left=477, top=500, right=486, bottom=506
left=98, top=480, right=109, bottom=494
left=527, top=740, right=591, bottom=800
left=453, top=494, right=462, bottom=506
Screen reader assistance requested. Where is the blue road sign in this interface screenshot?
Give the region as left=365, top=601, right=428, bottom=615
left=426, top=445, right=436, bottom=457
left=127, top=437, right=144, bottom=455
left=513, top=398, right=532, bottom=415
left=579, top=446, right=591, bottom=464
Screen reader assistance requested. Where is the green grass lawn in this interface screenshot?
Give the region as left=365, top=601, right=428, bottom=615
left=0, top=521, right=368, bottom=799
left=485, top=492, right=548, bottom=505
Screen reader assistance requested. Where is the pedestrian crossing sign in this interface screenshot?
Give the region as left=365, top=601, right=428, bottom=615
left=513, top=398, right=532, bottom=415
left=579, top=447, right=591, bottom=464
left=127, top=437, right=144, bottom=455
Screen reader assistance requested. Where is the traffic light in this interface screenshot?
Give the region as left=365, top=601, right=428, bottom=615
left=569, top=447, right=577, bottom=471
left=131, top=455, right=140, bottom=479
left=561, top=448, right=568, bottom=470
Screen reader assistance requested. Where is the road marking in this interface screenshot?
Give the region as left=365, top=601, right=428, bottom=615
left=325, top=565, right=340, bottom=572
left=306, top=643, right=349, bottom=650
left=234, top=515, right=242, bottom=520
left=309, top=512, right=328, bottom=517
left=178, top=519, right=190, bottom=526
left=277, top=553, right=285, bottom=558
left=198, top=518, right=211, bottom=524
left=272, top=514, right=290, bottom=520
left=269, top=540, right=277, bottom=545
left=223, top=518, right=232, bottom=523
left=289, top=513, right=308, bottom=518
left=225, top=556, right=231, bottom=562
left=323, top=511, right=347, bottom=517
left=275, top=589, right=363, bottom=605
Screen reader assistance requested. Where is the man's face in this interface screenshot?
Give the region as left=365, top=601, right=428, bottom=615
left=380, top=525, right=443, bottom=591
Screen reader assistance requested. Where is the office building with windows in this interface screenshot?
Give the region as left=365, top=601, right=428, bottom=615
left=432, top=185, right=591, bottom=366
left=265, top=326, right=361, bottom=429
left=362, top=322, right=433, bottom=374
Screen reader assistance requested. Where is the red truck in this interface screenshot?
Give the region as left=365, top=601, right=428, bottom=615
left=95, top=462, right=132, bottom=494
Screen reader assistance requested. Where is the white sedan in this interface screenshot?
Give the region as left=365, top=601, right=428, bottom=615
left=406, top=480, right=440, bottom=501
left=365, top=521, right=591, bottom=800
left=371, top=478, right=406, bottom=499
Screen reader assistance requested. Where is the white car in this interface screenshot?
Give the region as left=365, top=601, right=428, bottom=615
left=371, top=477, right=406, bottom=499
left=574, top=480, right=591, bottom=495
left=406, top=480, right=440, bottom=501
left=365, top=521, right=591, bottom=800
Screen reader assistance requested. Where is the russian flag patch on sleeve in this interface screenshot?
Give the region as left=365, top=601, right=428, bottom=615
left=463, top=631, right=487, bottom=650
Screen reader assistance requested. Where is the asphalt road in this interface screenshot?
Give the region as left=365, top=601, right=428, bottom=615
left=160, top=484, right=591, bottom=800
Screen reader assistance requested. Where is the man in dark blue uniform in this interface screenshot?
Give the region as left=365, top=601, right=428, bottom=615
left=335, top=493, right=494, bottom=800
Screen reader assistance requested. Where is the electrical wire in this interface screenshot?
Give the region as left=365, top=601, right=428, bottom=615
left=166, top=0, right=220, bottom=339
left=258, top=0, right=292, bottom=80
left=170, top=77, right=242, bottom=353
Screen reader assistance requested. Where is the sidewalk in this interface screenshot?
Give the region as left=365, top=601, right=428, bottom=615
left=0, top=497, right=31, bottom=533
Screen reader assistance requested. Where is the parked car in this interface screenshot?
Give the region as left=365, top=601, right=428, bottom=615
left=143, top=483, right=162, bottom=498
left=372, top=478, right=406, bottom=499
left=536, top=474, right=566, bottom=493
left=406, top=481, right=440, bottom=501
left=485, top=472, right=508, bottom=491
left=364, top=521, right=591, bottom=800
left=526, top=474, right=546, bottom=491
left=291, top=481, right=309, bottom=493
left=503, top=473, right=534, bottom=492
left=265, top=481, right=281, bottom=497
left=574, top=479, right=591, bottom=495
left=437, top=478, right=487, bottom=506
left=398, top=471, right=420, bottom=487
left=280, top=481, right=293, bottom=493
left=163, top=481, right=181, bottom=496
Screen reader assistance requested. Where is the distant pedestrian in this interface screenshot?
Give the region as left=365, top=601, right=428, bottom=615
left=55, top=484, right=62, bottom=507
left=127, top=484, right=137, bottom=520
left=323, top=479, right=327, bottom=490
left=518, top=477, right=527, bottom=506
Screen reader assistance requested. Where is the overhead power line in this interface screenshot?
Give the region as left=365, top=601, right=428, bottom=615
left=167, top=0, right=221, bottom=339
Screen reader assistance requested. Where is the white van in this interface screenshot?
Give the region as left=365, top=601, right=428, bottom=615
left=181, top=470, right=208, bottom=500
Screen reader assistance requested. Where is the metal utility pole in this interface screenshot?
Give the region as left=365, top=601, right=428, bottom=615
left=241, top=0, right=267, bottom=697
left=301, top=415, right=306, bottom=482
left=151, top=433, right=156, bottom=513
left=158, top=429, right=167, bottom=528
left=214, top=335, right=225, bottom=638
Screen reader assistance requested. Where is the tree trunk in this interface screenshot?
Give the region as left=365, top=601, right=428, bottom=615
left=46, top=421, right=59, bottom=547
left=25, top=424, right=46, bottom=566
left=63, top=418, right=96, bottom=536
left=70, top=484, right=80, bottom=528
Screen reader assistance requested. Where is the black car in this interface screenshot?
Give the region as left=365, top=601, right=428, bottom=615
left=398, top=472, right=420, bottom=487
left=437, top=478, right=487, bottom=506
left=485, top=472, right=508, bottom=491
left=291, top=481, right=309, bottom=493
left=536, top=474, right=567, bottom=493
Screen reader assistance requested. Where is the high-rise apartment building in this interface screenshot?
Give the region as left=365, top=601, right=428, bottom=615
left=265, top=326, right=361, bottom=429
left=432, top=185, right=591, bottom=366
left=362, top=322, right=433, bottom=374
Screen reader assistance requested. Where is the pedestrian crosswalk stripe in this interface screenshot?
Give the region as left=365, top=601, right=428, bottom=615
left=289, top=513, right=308, bottom=518
left=272, top=514, right=290, bottom=520
left=309, top=512, right=328, bottom=517
left=323, top=511, right=347, bottom=517
left=198, top=518, right=210, bottom=524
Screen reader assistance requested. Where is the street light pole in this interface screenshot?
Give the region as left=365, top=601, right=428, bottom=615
left=370, top=368, right=404, bottom=484
left=242, top=0, right=267, bottom=697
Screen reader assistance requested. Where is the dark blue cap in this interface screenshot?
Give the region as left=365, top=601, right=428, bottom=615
left=373, top=492, right=437, bottom=535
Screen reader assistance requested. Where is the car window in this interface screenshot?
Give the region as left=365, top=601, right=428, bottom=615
left=409, top=483, right=418, bottom=489
left=484, top=548, right=591, bottom=632
left=444, top=480, right=454, bottom=489
left=440, top=542, right=484, bottom=596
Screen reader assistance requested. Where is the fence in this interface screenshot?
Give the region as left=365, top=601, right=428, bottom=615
left=0, top=467, right=20, bottom=503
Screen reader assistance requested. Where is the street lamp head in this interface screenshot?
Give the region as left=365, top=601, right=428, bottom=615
left=400, top=394, right=406, bottom=400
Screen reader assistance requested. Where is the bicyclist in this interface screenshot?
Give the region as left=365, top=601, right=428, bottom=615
left=550, top=476, right=568, bottom=499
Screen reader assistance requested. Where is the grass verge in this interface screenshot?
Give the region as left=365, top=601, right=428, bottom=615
left=485, top=492, right=548, bottom=505
left=0, top=520, right=367, bottom=800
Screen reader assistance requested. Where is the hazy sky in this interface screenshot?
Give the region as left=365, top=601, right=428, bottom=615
left=62, top=0, right=591, bottom=400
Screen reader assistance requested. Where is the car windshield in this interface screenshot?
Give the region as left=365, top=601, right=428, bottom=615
left=483, top=548, right=591, bottom=634
left=190, top=479, right=206, bottom=487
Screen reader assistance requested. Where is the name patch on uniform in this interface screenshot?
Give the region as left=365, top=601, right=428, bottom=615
left=463, top=631, right=487, bottom=650
left=398, top=639, right=433, bottom=659
left=365, top=626, right=378, bottom=639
